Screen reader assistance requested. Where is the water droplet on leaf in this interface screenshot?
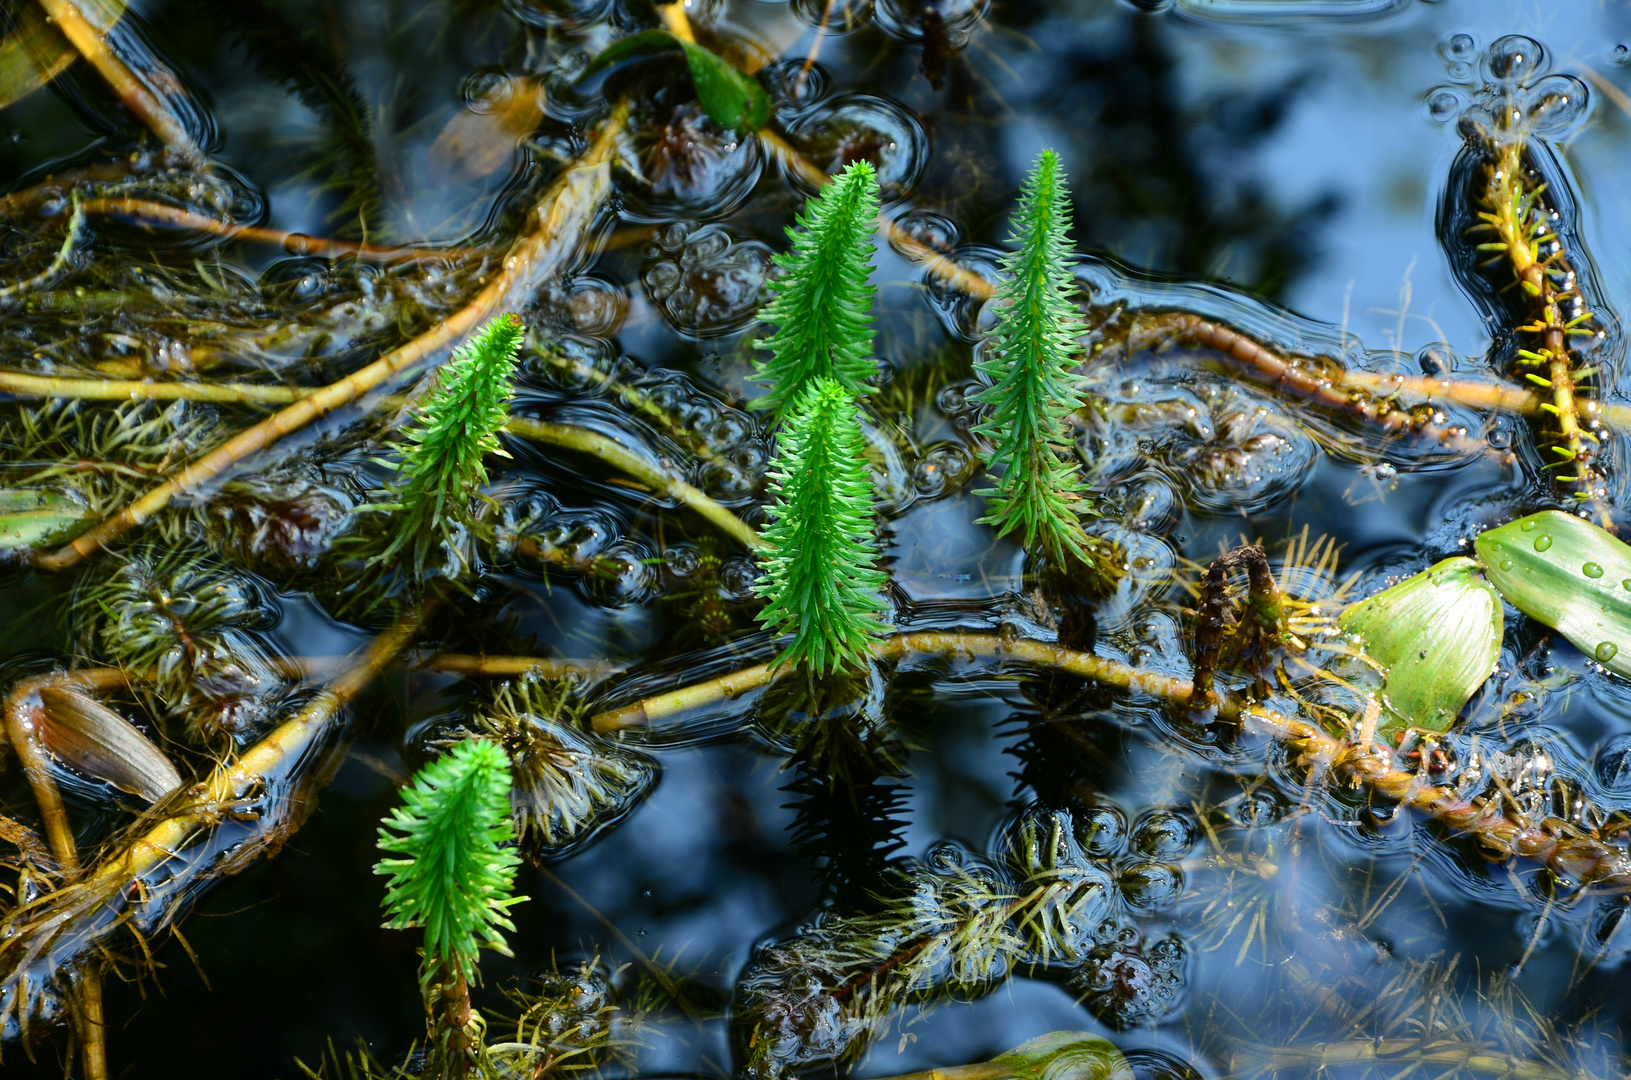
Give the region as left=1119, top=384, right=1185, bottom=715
left=1584, top=562, right=1605, bottom=579
left=1598, top=642, right=1620, bottom=663
left=1535, top=535, right=1553, bottom=552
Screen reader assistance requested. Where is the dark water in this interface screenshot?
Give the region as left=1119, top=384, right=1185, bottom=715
left=5, top=0, right=1631, bottom=1076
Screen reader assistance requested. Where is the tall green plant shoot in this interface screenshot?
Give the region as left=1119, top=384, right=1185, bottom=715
left=374, top=312, right=525, bottom=577
left=375, top=737, right=524, bottom=985
left=972, top=150, right=1093, bottom=565
left=752, top=161, right=881, bottom=417
left=755, top=377, right=888, bottom=676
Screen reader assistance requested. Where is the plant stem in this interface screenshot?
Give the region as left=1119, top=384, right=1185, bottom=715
left=0, top=192, right=84, bottom=301
left=0, top=369, right=308, bottom=404
left=1229, top=1036, right=1579, bottom=1080
left=0, top=610, right=423, bottom=1023
left=30, top=104, right=629, bottom=572
left=438, top=959, right=474, bottom=1079
left=588, top=630, right=1205, bottom=731
left=2, top=668, right=127, bottom=1080
left=504, top=417, right=762, bottom=550
left=756, top=129, right=995, bottom=301
left=35, top=0, right=205, bottom=165
left=78, top=197, right=482, bottom=261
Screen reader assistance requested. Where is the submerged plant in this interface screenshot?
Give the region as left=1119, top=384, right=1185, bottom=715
left=468, top=673, right=656, bottom=859
left=754, top=377, right=888, bottom=677
left=751, top=161, right=881, bottom=416
left=377, top=737, right=525, bottom=1073
left=972, top=149, right=1093, bottom=566
left=368, top=313, right=526, bottom=580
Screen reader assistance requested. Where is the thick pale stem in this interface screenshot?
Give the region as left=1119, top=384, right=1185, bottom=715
left=35, top=0, right=205, bottom=164
left=504, top=417, right=762, bottom=550
left=588, top=630, right=1206, bottom=731
left=31, top=105, right=629, bottom=572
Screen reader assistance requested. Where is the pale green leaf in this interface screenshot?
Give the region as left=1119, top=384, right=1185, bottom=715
left=579, top=30, right=770, bottom=132
left=0, top=489, right=93, bottom=550
left=987, top=1031, right=1134, bottom=1080
left=1476, top=509, right=1631, bottom=677
left=1338, top=556, right=1502, bottom=733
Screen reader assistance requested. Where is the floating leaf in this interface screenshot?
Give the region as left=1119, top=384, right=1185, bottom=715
left=1337, top=556, right=1502, bottom=733
left=0, top=3, right=89, bottom=111
left=986, top=1031, right=1134, bottom=1080
left=0, top=489, right=93, bottom=550
left=1476, top=510, right=1631, bottom=678
left=579, top=30, right=770, bottom=132
left=37, top=685, right=183, bottom=803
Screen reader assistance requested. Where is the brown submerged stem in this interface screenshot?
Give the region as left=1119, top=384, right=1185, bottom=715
left=589, top=631, right=1631, bottom=893
left=30, top=103, right=630, bottom=573
left=78, top=197, right=483, bottom=261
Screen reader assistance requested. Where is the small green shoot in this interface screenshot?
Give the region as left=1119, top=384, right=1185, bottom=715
left=374, top=312, right=525, bottom=578
left=754, top=376, right=887, bottom=677
left=375, top=737, right=524, bottom=985
left=972, top=149, right=1093, bottom=565
left=752, top=161, right=881, bottom=417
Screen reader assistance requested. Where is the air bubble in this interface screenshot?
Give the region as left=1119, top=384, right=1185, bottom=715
left=1486, top=35, right=1547, bottom=83
left=1598, top=642, right=1620, bottom=664
left=1584, top=562, right=1605, bottom=579
left=1534, top=535, right=1552, bottom=552
left=1614, top=44, right=1631, bottom=66
left=1426, top=90, right=1463, bottom=122
left=783, top=93, right=929, bottom=200
left=1443, top=33, right=1476, bottom=62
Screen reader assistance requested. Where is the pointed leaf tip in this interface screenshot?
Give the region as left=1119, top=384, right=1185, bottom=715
left=1476, top=510, right=1631, bottom=678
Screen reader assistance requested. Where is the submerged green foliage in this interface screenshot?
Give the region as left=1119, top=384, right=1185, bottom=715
left=973, top=150, right=1092, bottom=564
left=751, top=162, right=880, bottom=417
left=755, top=377, right=887, bottom=677
left=376, top=738, right=525, bottom=984
left=373, top=313, right=525, bottom=578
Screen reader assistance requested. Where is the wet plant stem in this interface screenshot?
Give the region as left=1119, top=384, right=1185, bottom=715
left=35, top=0, right=205, bottom=165
left=78, top=197, right=482, bottom=261
left=588, top=633, right=1631, bottom=893
left=2, top=668, right=128, bottom=1080
left=1481, top=136, right=1609, bottom=523
left=505, top=417, right=762, bottom=549
left=0, top=192, right=84, bottom=300
left=1229, top=1036, right=1581, bottom=1080
left=438, top=960, right=474, bottom=1078
left=30, top=103, right=630, bottom=573
left=0, top=608, right=423, bottom=1020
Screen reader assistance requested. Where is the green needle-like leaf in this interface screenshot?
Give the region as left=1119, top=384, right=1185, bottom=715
left=1338, top=556, right=1503, bottom=734
left=973, top=149, right=1092, bottom=564
left=375, top=738, right=525, bottom=984
left=375, top=312, right=524, bottom=578
left=1476, top=509, right=1631, bottom=677
left=752, top=161, right=881, bottom=417
left=755, top=376, right=888, bottom=676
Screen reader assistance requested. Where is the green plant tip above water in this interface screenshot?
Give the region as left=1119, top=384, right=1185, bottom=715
left=973, top=149, right=1093, bottom=565
left=752, top=161, right=881, bottom=417
left=375, top=737, right=524, bottom=984
left=755, top=376, right=887, bottom=677
left=377, top=312, right=525, bottom=575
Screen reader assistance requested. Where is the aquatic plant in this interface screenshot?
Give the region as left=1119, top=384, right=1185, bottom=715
left=754, top=376, right=888, bottom=677
left=466, top=673, right=657, bottom=858
left=972, top=150, right=1093, bottom=566
left=376, top=738, right=524, bottom=984
left=367, top=313, right=526, bottom=580
left=751, top=161, right=881, bottom=416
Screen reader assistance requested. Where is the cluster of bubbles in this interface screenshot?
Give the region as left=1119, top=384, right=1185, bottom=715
left=1426, top=35, right=1589, bottom=142
left=641, top=222, right=774, bottom=338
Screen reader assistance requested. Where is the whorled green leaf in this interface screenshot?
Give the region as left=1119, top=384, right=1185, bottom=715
left=0, top=489, right=93, bottom=550
left=984, top=1031, right=1133, bottom=1080
left=1476, top=509, right=1631, bottom=677
left=579, top=29, right=770, bottom=132
left=1337, top=556, right=1502, bottom=733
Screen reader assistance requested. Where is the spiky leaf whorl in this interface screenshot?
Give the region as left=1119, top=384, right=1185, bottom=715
left=972, top=150, right=1092, bottom=564
left=376, top=312, right=525, bottom=576
left=751, top=162, right=881, bottom=417
left=754, top=377, right=887, bottom=676
left=376, top=737, right=524, bottom=983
